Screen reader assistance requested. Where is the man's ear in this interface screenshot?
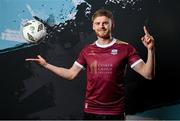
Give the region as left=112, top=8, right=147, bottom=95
left=92, top=23, right=95, bottom=31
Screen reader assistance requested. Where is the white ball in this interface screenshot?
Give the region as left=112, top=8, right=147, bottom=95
left=22, top=19, right=47, bottom=43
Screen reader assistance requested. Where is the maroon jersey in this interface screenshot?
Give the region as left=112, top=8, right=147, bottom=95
left=75, top=38, right=143, bottom=115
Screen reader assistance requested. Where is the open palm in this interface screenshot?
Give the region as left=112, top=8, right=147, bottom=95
left=26, top=55, right=47, bottom=66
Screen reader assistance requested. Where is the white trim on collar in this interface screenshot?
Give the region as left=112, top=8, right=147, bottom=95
left=95, top=38, right=117, bottom=48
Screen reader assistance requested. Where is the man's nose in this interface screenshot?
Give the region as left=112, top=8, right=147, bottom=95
left=99, top=23, right=104, bottom=28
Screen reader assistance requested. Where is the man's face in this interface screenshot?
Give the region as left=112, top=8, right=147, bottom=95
left=93, top=16, right=113, bottom=39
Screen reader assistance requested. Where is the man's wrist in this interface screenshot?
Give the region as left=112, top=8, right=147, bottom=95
left=148, top=48, right=155, bottom=55
left=42, top=61, right=48, bottom=68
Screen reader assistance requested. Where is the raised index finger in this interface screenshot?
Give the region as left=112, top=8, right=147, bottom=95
left=143, top=26, right=150, bottom=35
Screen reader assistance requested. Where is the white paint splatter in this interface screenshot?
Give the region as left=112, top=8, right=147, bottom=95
left=66, top=12, right=77, bottom=20
left=71, top=0, right=86, bottom=7
left=26, top=4, right=36, bottom=17
left=105, top=0, right=142, bottom=10
left=68, top=0, right=91, bottom=20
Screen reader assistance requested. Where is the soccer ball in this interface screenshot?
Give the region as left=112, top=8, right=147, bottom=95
left=22, top=19, right=47, bottom=43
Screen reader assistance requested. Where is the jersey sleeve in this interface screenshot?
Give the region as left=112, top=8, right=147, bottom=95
left=74, top=47, right=87, bottom=69
left=127, top=44, right=143, bottom=68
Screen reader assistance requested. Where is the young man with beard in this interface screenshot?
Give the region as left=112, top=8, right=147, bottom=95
left=26, top=9, right=155, bottom=120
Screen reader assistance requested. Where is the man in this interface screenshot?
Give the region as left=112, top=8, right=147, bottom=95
left=26, top=9, right=155, bottom=120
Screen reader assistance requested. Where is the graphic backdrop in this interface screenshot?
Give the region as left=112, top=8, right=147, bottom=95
left=0, top=0, right=180, bottom=119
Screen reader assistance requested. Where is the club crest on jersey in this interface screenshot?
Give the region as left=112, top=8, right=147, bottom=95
left=111, top=49, right=118, bottom=55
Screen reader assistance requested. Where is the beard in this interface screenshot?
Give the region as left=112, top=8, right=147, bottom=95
left=95, top=29, right=111, bottom=39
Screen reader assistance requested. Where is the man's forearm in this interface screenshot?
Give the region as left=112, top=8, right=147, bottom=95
left=144, top=48, right=155, bottom=79
left=43, top=63, right=74, bottom=80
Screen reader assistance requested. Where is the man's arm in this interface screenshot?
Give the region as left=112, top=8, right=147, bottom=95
left=26, top=55, right=82, bottom=80
left=132, top=26, right=155, bottom=80
left=133, top=49, right=155, bottom=80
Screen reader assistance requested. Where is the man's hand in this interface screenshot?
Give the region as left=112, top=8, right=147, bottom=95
left=141, top=26, right=155, bottom=50
left=26, top=55, right=47, bottom=67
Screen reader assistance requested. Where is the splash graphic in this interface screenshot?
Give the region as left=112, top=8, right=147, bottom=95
left=105, top=0, right=142, bottom=10
left=0, top=0, right=160, bottom=51
left=0, top=0, right=91, bottom=50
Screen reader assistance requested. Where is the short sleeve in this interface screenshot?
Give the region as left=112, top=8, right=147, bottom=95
left=127, top=44, right=143, bottom=68
left=75, top=47, right=87, bottom=69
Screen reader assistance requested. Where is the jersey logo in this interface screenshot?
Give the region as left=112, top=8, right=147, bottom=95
left=111, top=49, right=118, bottom=55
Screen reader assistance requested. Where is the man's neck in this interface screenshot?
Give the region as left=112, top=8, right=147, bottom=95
left=97, top=36, right=113, bottom=45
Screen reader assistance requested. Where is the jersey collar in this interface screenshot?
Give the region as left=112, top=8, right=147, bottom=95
left=95, top=38, right=116, bottom=48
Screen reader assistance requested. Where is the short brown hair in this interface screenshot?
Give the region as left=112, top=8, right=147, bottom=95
left=92, top=9, right=114, bottom=22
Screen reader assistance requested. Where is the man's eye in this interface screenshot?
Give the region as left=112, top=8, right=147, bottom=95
left=103, top=22, right=108, bottom=25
